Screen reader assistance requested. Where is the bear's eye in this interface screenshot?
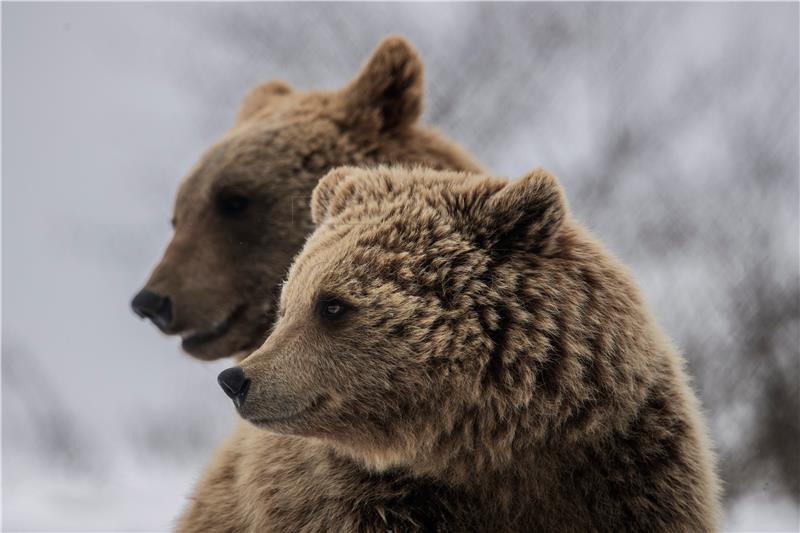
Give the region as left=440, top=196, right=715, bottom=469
left=324, top=302, right=344, bottom=316
left=318, top=297, right=349, bottom=321
left=217, top=193, right=249, bottom=217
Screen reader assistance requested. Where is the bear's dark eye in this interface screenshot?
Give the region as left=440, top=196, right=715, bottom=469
left=324, top=302, right=344, bottom=316
left=318, top=297, right=349, bottom=321
left=217, top=193, right=249, bottom=217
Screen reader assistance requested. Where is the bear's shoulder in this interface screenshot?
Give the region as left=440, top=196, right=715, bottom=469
left=177, top=423, right=494, bottom=532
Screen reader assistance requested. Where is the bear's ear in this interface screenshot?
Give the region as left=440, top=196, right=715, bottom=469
left=235, top=80, right=293, bottom=124
left=341, top=36, right=423, bottom=133
left=481, top=169, right=568, bottom=256
left=311, top=166, right=361, bottom=225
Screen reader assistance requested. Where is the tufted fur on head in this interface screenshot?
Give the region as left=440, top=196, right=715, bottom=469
left=184, top=165, right=720, bottom=532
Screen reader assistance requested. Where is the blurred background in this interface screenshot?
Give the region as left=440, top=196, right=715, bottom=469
left=2, top=3, right=798, bottom=531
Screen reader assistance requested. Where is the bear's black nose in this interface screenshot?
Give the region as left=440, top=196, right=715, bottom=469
left=218, top=367, right=250, bottom=408
left=131, top=289, right=172, bottom=331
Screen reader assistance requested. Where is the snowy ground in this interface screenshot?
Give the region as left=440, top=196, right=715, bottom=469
left=3, top=3, right=798, bottom=531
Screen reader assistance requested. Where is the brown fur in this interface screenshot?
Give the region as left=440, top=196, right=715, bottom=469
left=179, top=166, right=721, bottom=532
left=135, top=37, right=481, bottom=360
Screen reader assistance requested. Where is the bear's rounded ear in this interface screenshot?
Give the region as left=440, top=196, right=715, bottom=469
left=341, top=36, right=423, bottom=133
left=311, top=166, right=361, bottom=225
left=483, top=169, right=568, bottom=256
left=235, top=80, right=293, bottom=124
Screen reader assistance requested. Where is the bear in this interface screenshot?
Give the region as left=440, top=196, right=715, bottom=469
left=178, top=165, right=721, bottom=532
left=130, top=36, right=482, bottom=361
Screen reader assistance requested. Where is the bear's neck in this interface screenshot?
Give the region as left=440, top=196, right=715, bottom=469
left=365, top=126, right=484, bottom=175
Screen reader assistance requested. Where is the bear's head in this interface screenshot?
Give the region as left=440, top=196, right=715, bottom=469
left=131, top=37, right=481, bottom=360
left=221, top=165, right=656, bottom=482
left=224, top=166, right=659, bottom=480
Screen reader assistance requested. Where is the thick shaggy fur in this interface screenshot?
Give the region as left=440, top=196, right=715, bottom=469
left=179, top=166, right=720, bottom=532
left=134, top=36, right=481, bottom=360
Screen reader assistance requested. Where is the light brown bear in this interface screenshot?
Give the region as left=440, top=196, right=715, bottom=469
left=131, top=37, right=481, bottom=361
left=179, top=166, right=720, bottom=532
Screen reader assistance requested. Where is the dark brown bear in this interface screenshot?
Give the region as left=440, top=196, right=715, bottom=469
left=132, top=37, right=481, bottom=360
left=180, top=166, right=720, bottom=532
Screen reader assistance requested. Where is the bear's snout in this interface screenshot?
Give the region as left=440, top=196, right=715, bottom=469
left=131, top=289, right=173, bottom=331
left=217, top=367, right=250, bottom=408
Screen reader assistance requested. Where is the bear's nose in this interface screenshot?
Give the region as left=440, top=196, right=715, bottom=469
left=218, top=367, right=250, bottom=408
left=131, top=289, right=173, bottom=331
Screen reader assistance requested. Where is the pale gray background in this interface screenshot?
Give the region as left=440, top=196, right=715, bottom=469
left=3, top=3, right=798, bottom=531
